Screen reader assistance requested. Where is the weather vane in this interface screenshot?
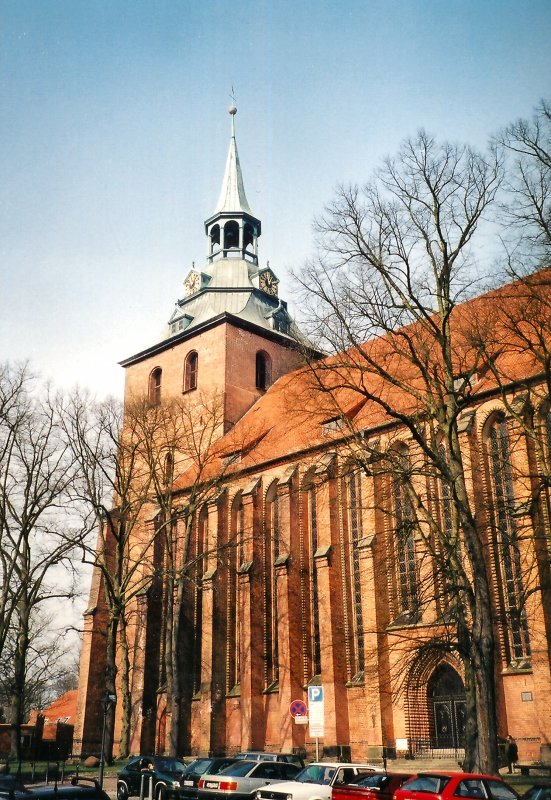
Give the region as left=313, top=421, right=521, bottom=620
left=229, top=87, right=237, bottom=127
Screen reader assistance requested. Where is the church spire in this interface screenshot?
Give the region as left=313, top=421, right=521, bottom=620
left=214, top=106, right=253, bottom=215
left=204, top=106, right=261, bottom=264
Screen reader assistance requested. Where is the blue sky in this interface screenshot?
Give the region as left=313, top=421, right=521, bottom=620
left=1, top=0, right=550, bottom=397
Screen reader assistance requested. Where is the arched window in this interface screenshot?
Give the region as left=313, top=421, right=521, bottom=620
left=244, top=222, right=255, bottom=252
left=210, top=223, right=220, bottom=252
left=391, top=447, right=419, bottom=619
left=255, top=351, right=271, bottom=391
left=224, top=220, right=239, bottom=250
left=148, top=367, right=162, bottom=406
left=227, top=493, right=244, bottom=691
left=486, top=415, right=531, bottom=661
left=343, top=468, right=365, bottom=678
left=303, top=476, right=321, bottom=678
left=184, top=351, right=198, bottom=392
left=265, top=481, right=279, bottom=686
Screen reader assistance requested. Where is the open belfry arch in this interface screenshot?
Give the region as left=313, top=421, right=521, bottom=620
left=75, top=109, right=551, bottom=763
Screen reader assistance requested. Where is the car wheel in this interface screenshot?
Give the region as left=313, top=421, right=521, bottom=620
left=156, top=784, right=166, bottom=800
left=117, top=783, right=129, bottom=800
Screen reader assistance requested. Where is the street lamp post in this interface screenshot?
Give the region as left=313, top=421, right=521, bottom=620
left=98, top=692, right=116, bottom=789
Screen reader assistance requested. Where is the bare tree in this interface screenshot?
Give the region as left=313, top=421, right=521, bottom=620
left=293, top=131, right=505, bottom=772
left=497, top=98, right=551, bottom=268
left=65, top=392, right=159, bottom=761
left=486, top=101, right=551, bottom=651
left=0, top=362, right=84, bottom=759
left=0, top=610, right=78, bottom=717
left=66, top=389, right=251, bottom=759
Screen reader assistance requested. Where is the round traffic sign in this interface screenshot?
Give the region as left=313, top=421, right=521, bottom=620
left=290, top=699, right=307, bottom=717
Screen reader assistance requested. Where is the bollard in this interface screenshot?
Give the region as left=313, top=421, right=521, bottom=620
left=140, top=772, right=155, bottom=800
left=139, top=768, right=156, bottom=800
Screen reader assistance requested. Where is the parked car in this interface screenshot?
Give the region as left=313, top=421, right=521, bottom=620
left=521, top=788, right=551, bottom=800
left=332, top=773, right=413, bottom=800
left=117, top=756, right=188, bottom=800
left=0, top=776, right=109, bottom=800
left=235, top=755, right=305, bottom=769
left=255, top=762, right=381, bottom=800
left=198, top=759, right=301, bottom=800
left=0, top=775, right=32, bottom=799
left=392, top=773, right=519, bottom=800
left=172, top=759, right=241, bottom=800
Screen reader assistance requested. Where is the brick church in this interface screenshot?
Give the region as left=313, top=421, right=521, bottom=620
left=75, top=109, right=551, bottom=764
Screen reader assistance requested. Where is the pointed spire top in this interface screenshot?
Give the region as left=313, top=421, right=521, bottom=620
left=214, top=106, right=253, bottom=216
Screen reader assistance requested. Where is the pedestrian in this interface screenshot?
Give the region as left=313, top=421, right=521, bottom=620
left=507, top=735, right=519, bottom=773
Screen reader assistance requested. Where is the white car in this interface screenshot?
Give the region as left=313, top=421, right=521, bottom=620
left=255, top=763, right=381, bottom=800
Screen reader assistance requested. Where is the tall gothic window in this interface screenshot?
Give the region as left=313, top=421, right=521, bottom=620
left=487, top=415, right=531, bottom=661
left=192, top=506, right=207, bottom=695
left=344, top=468, right=365, bottom=679
left=184, top=351, right=198, bottom=392
left=306, top=481, right=322, bottom=677
left=391, top=447, right=419, bottom=619
left=149, top=367, right=162, bottom=406
left=265, top=481, right=279, bottom=686
left=227, top=493, right=244, bottom=690
left=541, top=405, right=551, bottom=548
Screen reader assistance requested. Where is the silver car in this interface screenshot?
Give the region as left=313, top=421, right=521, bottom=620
left=198, top=760, right=301, bottom=800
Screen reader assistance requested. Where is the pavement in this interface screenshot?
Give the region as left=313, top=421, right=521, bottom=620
left=102, top=776, right=117, bottom=799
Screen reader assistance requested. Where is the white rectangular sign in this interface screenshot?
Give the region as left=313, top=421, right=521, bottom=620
left=308, top=685, right=325, bottom=738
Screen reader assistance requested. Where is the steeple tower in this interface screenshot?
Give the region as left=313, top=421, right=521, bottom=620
left=120, top=105, right=304, bottom=431
left=204, top=107, right=261, bottom=264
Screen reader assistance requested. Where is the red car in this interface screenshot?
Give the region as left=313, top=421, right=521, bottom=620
left=332, top=773, right=413, bottom=800
left=393, top=773, right=519, bottom=800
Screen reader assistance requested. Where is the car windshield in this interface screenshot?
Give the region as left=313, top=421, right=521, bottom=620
left=353, top=775, right=389, bottom=789
left=404, top=776, right=451, bottom=794
left=217, top=761, right=257, bottom=777
left=155, top=758, right=186, bottom=774
left=523, top=790, right=551, bottom=800
left=484, top=781, right=518, bottom=800
left=294, top=766, right=335, bottom=785
left=186, top=760, right=216, bottom=776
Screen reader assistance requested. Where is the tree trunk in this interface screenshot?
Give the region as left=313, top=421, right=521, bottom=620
left=103, top=613, right=119, bottom=763
left=118, top=618, right=132, bottom=758
left=450, top=428, right=499, bottom=774
left=165, top=517, right=192, bottom=757
left=9, top=612, right=29, bottom=761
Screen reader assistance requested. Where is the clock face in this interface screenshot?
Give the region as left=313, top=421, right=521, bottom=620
left=259, top=270, right=278, bottom=296
left=185, top=271, right=201, bottom=295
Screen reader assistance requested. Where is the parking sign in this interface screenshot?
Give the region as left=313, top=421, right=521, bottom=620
left=307, top=685, right=324, bottom=737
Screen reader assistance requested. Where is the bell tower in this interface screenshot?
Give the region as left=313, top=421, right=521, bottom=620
left=120, top=107, right=304, bottom=430
left=205, top=106, right=261, bottom=265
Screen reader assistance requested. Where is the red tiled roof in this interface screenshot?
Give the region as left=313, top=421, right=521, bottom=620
left=176, top=269, right=551, bottom=485
left=29, top=690, right=77, bottom=729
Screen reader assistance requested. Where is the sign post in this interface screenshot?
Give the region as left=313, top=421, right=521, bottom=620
left=308, top=685, right=324, bottom=760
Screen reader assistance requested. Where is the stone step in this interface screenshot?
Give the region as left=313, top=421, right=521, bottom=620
left=383, top=757, right=463, bottom=773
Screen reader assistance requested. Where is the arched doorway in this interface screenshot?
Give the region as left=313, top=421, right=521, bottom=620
left=428, top=664, right=466, bottom=749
